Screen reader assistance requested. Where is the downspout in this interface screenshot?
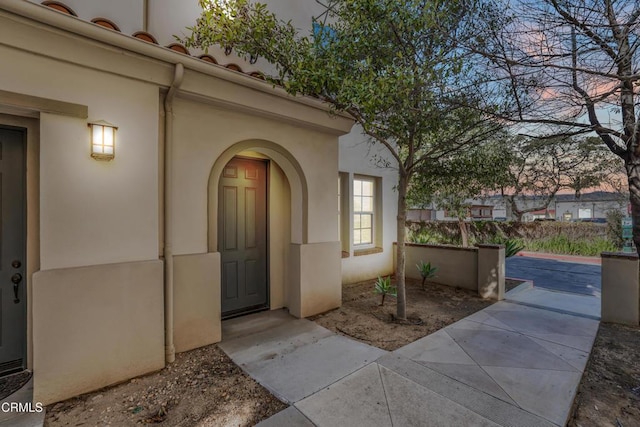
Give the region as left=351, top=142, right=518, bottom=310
left=143, top=0, right=149, bottom=32
left=164, top=63, right=184, bottom=363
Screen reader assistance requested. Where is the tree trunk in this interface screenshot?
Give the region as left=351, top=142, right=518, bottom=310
left=625, top=160, right=640, bottom=255
left=395, top=172, right=409, bottom=321
left=458, top=217, right=469, bottom=247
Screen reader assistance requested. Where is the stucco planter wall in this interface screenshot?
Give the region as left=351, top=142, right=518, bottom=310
left=394, top=243, right=504, bottom=300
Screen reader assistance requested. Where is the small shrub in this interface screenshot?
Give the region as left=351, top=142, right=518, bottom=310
left=374, top=276, right=396, bottom=306
left=504, top=239, right=525, bottom=258
left=412, top=233, right=431, bottom=244
left=416, top=261, right=438, bottom=289
left=606, top=210, right=624, bottom=249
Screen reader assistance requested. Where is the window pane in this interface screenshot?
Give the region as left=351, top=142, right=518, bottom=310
left=354, top=214, right=361, bottom=229
left=362, top=196, right=373, bottom=212
left=354, top=196, right=362, bottom=212
left=362, top=214, right=372, bottom=228
left=354, top=180, right=362, bottom=196
left=362, top=180, right=373, bottom=196
left=353, top=229, right=361, bottom=245
left=361, top=228, right=372, bottom=244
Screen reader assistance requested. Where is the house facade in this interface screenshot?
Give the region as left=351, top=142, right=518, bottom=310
left=0, top=0, right=397, bottom=404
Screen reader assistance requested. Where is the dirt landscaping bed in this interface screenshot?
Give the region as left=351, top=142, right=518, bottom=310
left=569, top=322, right=640, bottom=427
left=309, top=277, right=495, bottom=351
left=45, top=345, right=286, bottom=427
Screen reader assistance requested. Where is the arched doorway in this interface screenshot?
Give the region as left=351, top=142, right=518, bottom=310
left=208, top=140, right=308, bottom=318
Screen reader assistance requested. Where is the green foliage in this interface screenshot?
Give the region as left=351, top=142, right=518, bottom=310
left=606, top=210, right=624, bottom=250
left=407, top=220, right=617, bottom=256
left=412, top=233, right=431, bottom=244
left=409, top=135, right=512, bottom=223
left=374, top=276, right=396, bottom=306
left=524, top=235, right=616, bottom=257
left=416, top=261, right=438, bottom=289
left=503, top=239, right=524, bottom=258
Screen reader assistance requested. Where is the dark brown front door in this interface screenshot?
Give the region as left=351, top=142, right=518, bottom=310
left=219, top=157, right=268, bottom=318
left=0, top=126, right=26, bottom=376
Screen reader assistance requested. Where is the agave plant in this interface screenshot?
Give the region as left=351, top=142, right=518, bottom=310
left=416, top=260, right=438, bottom=289
left=504, top=239, right=525, bottom=258
left=374, top=276, right=397, bottom=306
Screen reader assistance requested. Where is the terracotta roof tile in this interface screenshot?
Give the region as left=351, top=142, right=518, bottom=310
left=198, top=54, right=218, bottom=64
left=42, top=1, right=77, bottom=16
left=225, top=63, right=243, bottom=72
left=91, top=17, right=121, bottom=32
left=166, top=43, right=190, bottom=55
left=132, top=31, right=159, bottom=44
left=40, top=0, right=266, bottom=81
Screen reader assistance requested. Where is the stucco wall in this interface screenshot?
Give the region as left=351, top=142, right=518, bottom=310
left=173, top=253, right=221, bottom=353
left=397, top=243, right=479, bottom=291
left=171, top=97, right=339, bottom=255
left=291, top=242, right=342, bottom=318
left=601, top=253, right=639, bottom=325
left=32, top=260, right=164, bottom=405
left=395, top=243, right=504, bottom=300
left=268, top=161, right=291, bottom=310
left=339, top=127, right=397, bottom=283
left=0, top=43, right=159, bottom=270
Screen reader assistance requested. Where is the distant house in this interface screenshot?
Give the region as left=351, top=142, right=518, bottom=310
left=0, top=0, right=398, bottom=405
left=554, top=192, right=628, bottom=221
left=413, top=191, right=628, bottom=222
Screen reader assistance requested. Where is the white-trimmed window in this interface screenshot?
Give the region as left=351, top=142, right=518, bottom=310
left=353, top=177, right=375, bottom=246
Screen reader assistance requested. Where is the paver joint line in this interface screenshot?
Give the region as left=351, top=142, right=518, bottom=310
left=376, top=363, right=394, bottom=427
left=505, top=299, right=601, bottom=321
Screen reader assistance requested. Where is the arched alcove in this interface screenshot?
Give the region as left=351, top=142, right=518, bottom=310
left=207, top=139, right=308, bottom=250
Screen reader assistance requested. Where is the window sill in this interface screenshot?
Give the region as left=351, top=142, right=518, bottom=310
left=354, top=247, right=383, bottom=256
left=341, top=251, right=350, bottom=259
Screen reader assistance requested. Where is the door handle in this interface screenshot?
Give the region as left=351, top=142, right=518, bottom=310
left=11, top=273, right=22, bottom=304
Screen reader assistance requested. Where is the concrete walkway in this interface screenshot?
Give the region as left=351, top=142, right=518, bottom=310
left=221, top=296, right=599, bottom=427
left=0, top=376, right=44, bottom=427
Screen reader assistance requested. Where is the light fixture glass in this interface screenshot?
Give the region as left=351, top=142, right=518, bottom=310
left=88, top=120, right=117, bottom=161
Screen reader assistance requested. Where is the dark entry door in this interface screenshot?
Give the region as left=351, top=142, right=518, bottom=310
left=0, top=126, right=26, bottom=376
left=219, top=157, right=268, bottom=317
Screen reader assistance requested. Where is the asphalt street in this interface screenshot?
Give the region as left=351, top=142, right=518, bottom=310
left=505, top=256, right=601, bottom=296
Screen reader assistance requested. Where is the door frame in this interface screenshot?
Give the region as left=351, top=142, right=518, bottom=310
left=0, top=124, right=27, bottom=375
left=218, top=155, right=270, bottom=319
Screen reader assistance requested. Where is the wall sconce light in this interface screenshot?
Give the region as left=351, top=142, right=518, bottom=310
left=88, top=120, right=117, bottom=161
